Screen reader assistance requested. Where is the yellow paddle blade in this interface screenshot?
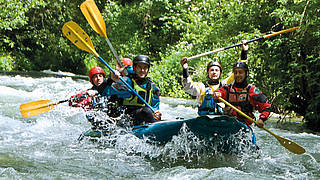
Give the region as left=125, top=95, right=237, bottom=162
left=62, top=21, right=99, bottom=57
left=20, top=100, right=50, bottom=111
left=263, top=26, right=300, bottom=39
left=80, top=0, right=107, bottom=38
left=263, top=127, right=306, bottom=154
left=20, top=100, right=57, bottom=118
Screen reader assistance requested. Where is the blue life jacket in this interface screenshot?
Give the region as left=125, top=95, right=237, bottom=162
left=198, top=83, right=223, bottom=116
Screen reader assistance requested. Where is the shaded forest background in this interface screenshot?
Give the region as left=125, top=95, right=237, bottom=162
left=1, top=0, right=319, bottom=131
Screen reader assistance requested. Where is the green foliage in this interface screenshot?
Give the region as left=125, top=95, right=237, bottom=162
left=248, top=0, right=320, bottom=131
left=149, top=44, right=190, bottom=98
left=0, top=0, right=319, bottom=130
left=0, top=53, right=14, bottom=71
left=148, top=0, right=262, bottom=98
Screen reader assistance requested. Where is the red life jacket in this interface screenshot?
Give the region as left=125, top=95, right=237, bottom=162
left=223, top=84, right=254, bottom=125
left=69, top=90, right=93, bottom=109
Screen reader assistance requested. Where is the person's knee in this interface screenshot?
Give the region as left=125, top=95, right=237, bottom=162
left=133, top=107, right=155, bottom=125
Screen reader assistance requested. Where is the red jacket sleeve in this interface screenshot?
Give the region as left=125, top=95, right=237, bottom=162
left=217, top=85, right=228, bottom=100
left=248, top=86, right=271, bottom=121
left=69, top=90, right=93, bottom=108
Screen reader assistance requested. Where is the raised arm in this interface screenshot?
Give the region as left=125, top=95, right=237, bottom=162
left=180, top=57, right=205, bottom=98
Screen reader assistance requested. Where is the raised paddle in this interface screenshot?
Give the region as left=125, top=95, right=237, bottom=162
left=80, top=0, right=123, bottom=69
left=187, top=26, right=300, bottom=60
left=62, top=21, right=155, bottom=113
left=218, top=97, right=306, bottom=154
left=20, top=99, right=69, bottom=118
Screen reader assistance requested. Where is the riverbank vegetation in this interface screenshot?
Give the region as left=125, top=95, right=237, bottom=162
left=1, top=0, right=319, bottom=131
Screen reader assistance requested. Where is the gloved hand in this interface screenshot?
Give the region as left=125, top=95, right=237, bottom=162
left=180, top=57, right=188, bottom=69
left=110, top=70, right=122, bottom=82
left=153, top=110, right=162, bottom=121
left=211, top=92, right=221, bottom=100
left=255, top=119, right=265, bottom=128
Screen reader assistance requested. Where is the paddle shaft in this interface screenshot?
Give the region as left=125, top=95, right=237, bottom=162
left=105, top=37, right=121, bottom=66
left=34, top=99, right=69, bottom=110
left=187, top=26, right=300, bottom=60
left=80, top=0, right=126, bottom=71
left=62, top=21, right=154, bottom=113
left=218, top=97, right=258, bottom=125
left=105, top=37, right=128, bottom=75
left=219, top=97, right=306, bottom=154
left=97, top=56, right=155, bottom=113
left=57, top=99, right=69, bottom=104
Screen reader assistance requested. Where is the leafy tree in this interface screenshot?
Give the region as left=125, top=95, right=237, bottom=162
left=0, top=0, right=319, bottom=131
left=237, top=0, right=320, bottom=131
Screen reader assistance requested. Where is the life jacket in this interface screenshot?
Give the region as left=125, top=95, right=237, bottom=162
left=69, top=90, right=93, bottom=108
left=223, top=84, right=254, bottom=125
left=122, top=78, right=152, bottom=107
left=198, top=83, right=223, bottom=116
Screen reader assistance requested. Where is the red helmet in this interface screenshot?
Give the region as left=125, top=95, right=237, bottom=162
left=121, top=58, right=133, bottom=66
left=88, top=66, right=105, bottom=83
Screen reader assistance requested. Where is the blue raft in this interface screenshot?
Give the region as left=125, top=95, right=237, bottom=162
left=81, top=115, right=257, bottom=153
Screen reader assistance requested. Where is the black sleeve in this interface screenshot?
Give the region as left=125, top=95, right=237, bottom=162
left=106, top=77, right=114, bottom=86
left=183, top=68, right=189, bottom=78
left=252, top=93, right=268, bottom=103
left=241, top=50, right=247, bottom=60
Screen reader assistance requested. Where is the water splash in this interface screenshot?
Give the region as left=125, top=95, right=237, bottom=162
left=78, top=110, right=260, bottom=169
left=1, top=72, right=319, bottom=179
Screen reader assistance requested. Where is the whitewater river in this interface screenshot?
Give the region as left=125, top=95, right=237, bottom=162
left=0, top=71, right=319, bottom=179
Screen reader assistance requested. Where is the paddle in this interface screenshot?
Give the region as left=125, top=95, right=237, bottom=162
left=62, top=21, right=155, bottom=113
left=80, top=0, right=123, bottom=69
left=20, top=99, right=69, bottom=118
left=218, top=97, right=306, bottom=154
left=187, top=26, right=300, bottom=60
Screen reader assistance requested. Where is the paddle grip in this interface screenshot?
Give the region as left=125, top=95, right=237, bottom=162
left=105, top=37, right=121, bottom=65
left=105, top=37, right=128, bottom=76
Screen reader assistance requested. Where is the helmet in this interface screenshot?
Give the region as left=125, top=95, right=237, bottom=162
left=207, top=61, right=222, bottom=72
left=233, top=61, right=249, bottom=72
left=120, top=58, right=133, bottom=66
left=88, top=66, right=105, bottom=83
left=133, top=55, right=151, bottom=67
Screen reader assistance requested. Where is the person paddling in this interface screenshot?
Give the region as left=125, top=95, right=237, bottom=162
left=212, top=61, right=271, bottom=128
left=69, top=66, right=109, bottom=109
left=69, top=57, right=134, bottom=109
left=180, top=41, right=248, bottom=116
left=69, top=59, right=134, bottom=128
left=109, top=55, right=162, bottom=126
